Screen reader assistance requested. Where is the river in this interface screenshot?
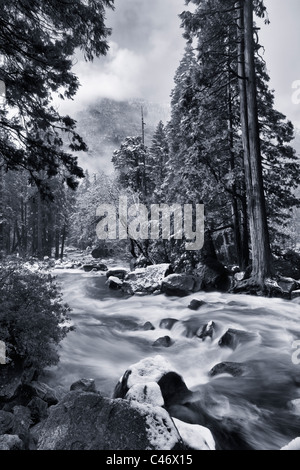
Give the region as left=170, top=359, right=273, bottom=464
left=45, top=268, right=300, bottom=450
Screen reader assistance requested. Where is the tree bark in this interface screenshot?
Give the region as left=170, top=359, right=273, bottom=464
left=243, top=0, right=272, bottom=284
left=236, top=0, right=272, bottom=285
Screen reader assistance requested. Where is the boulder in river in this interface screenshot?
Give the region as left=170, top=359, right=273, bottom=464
left=82, top=264, right=108, bottom=272
left=105, top=268, right=128, bottom=280
left=159, top=318, right=179, bottom=330
left=142, top=321, right=155, bottom=331
left=209, top=362, right=251, bottom=377
left=291, top=290, right=300, bottom=300
left=106, top=276, right=123, bottom=290
left=152, top=336, right=174, bottom=348
left=188, top=299, right=206, bottom=311
left=196, top=321, right=216, bottom=341
left=161, top=274, right=197, bottom=297
left=218, top=328, right=257, bottom=350
left=32, top=390, right=188, bottom=451
left=122, top=264, right=173, bottom=295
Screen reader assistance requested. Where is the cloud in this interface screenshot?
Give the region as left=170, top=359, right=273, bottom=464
left=57, top=0, right=188, bottom=115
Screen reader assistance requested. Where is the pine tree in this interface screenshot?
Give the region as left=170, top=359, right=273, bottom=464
left=0, top=0, right=114, bottom=189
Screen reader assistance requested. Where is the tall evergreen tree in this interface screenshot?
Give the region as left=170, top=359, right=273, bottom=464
left=0, top=0, right=114, bottom=189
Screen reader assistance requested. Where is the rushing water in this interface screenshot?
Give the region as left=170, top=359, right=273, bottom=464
left=46, top=268, right=300, bottom=450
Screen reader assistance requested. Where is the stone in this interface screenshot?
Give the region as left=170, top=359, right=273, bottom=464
left=196, top=259, right=230, bottom=292
left=142, top=322, right=155, bottom=331
left=159, top=318, right=179, bottom=330
left=209, top=362, right=250, bottom=377
left=161, top=274, right=196, bottom=297
left=82, top=264, right=108, bottom=272
left=158, top=372, right=193, bottom=407
left=34, top=391, right=186, bottom=451
left=125, top=382, right=164, bottom=407
left=196, top=321, right=216, bottom=341
left=70, top=379, right=97, bottom=393
left=12, top=406, right=32, bottom=442
left=27, top=397, right=49, bottom=423
left=0, top=434, right=24, bottom=450
left=27, top=382, right=58, bottom=406
left=152, top=336, right=174, bottom=348
left=218, top=329, right=256, bottom=350
left=105, top=268, right=128, bottom=280
left=188, top=299, right=206, bottom=311
left=234, top=272, right=245, bottom=282
left=277, top=277, right=299, bottom=294
left=123, top=264, right=173, bottom=295
left=107, top=276, right=123, bottom=290
left=0, top=410, right=14, bottom=434
left=291, top=290, right=300, bottom=300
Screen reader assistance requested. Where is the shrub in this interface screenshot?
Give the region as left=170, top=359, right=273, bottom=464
left=0, top=262, right=71, bottom=370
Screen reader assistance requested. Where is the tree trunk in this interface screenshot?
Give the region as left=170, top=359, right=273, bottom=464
left=236, top=0, right=272, bottom=285
left=243, top=0, right=272, bottom=284
left=37, top=191, right=43, bottom=259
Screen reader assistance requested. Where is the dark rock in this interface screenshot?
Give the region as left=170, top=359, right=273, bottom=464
left=218, top=328, right=256, bottom=350
left=158, top=372, right=193, bottom=407
left=291, top=290, right=300, bottom=300
left=27, top=382, right=58, bottom=406
left=277, top=277, right=299, bottom=294
left=142, top=322, right=155, bottom=331
left=12, top=405, right=32, bottom=442
left=27, top=397, right=49, bottom=423
left=188, top=299, right=206, bottom=311
left=273, top=250, right=300, bottom=281
left=196, top=258, right=230, bottom=292
left=0, top=434, right=24, bottom=450
left=152, top=336, right=174, bottom=348
left=91, top=247, right=105, bottom=259
left=107, top=276, right=123, bottom=290
left=82, top=264, right=108, bottom=272
left=0, top=410, right=14, bottom=434
left=0, top=367, right=22, bottom=403
left=113, top=369, right=132, bottom=399
left=161, top=274, right=196, bottom=297
left=209, top=362, right=250, bottom=377
left=34, top=391, right=185, bottom=450
left=70, top=379, right=97, bottom=393
left=159, top=318, right=179, bottom=330
left=264, top=279, right=291, bottom=299
left=106, top=268, right=128, bottom=280
left=196, top=321, right=216, bottom=340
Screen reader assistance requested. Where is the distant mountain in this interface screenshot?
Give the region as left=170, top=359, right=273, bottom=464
left=73, top=98, right=170, bottom=174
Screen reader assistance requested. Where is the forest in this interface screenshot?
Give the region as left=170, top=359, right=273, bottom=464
left=0, top=0, right=300, bottom=453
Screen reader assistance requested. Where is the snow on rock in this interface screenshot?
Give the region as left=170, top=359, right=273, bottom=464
left=281, top=437, right=300, bottom=450
left=131, top=402, right=181, bottom=450
left=122, top=264, right=173, bottom=294
left=125, top=382, right=164, bottom=407
left=173, top=418, right=215, bottom=450
left=126, top=355, right=174, bottom=389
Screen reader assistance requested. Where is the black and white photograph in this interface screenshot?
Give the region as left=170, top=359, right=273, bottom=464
left=0, top=0, right=300, bottom=454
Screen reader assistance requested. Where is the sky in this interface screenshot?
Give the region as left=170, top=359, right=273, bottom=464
left=59, top=0, right=300, bottom=131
